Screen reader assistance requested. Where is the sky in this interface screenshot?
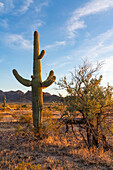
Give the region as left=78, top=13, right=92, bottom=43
left=0, top=0, right=113, bottom=95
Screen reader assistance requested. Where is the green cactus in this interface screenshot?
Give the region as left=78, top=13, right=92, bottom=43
left=13, top=31, right=56, bottom=134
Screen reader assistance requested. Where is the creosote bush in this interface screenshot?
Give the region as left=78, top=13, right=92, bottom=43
left=15, top=161, right=41, bottom=170
left=57, top=61, right=113, bottom=151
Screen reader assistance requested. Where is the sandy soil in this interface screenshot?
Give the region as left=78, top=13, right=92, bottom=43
left=0, top=107, right=113, bottom=169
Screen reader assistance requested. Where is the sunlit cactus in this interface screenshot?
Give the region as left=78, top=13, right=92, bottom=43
left=13, top=31, right=56, bottom=134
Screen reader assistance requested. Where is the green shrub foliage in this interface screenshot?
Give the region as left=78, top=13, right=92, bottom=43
left=58, top=61, right=113, bottom=151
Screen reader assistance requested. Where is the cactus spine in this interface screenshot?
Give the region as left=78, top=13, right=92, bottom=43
left=13, top=31, right=56, bottom=134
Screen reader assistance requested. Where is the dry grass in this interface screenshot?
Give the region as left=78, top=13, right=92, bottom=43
left=0, top=103, right=113, bottom=169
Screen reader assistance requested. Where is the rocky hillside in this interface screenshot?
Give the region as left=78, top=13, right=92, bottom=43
left=0, top=90, right=59, bottom=103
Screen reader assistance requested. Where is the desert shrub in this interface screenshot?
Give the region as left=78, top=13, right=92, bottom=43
left=15, top=161, right=41, bottom=170
left=51, top=101, right=65, bottom=111
left=42, top=107, right=58, bottom=135
left=14, top=113, right=33, bottom=135
left=14, top=106, right=59, bottom=139
left=0, top=112, right=3, bottom=120
left=19, top=113, right=32, bottom=124
left=21, top=104, right=27, bottom=108
left=57, top=60, right=113, bottom=151
left=0, top=106, right=11, bottom=111
left=16, top=105, right=21, bottom=110
left=12, top=113, right=18, bottom=119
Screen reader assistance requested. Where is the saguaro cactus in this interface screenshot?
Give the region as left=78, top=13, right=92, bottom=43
left=3, top=96, right=6, bottom=107
left=13, top=31, right=56, bottom=133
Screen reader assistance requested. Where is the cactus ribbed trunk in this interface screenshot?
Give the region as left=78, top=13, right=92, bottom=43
left=13, top=31, right=56, bottom=135
left=32, top=31, right=43, bottom=132
left=32, top=85, right=43, bottom=132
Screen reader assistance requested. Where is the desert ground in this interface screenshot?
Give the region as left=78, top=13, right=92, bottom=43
left=0, top=103, right=113, bottom=170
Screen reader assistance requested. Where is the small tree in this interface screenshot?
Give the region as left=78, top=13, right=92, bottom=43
left=58, top=61, right=113, bottom=151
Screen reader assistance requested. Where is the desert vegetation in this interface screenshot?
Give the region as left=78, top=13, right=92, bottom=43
left=13, top=31, right=56, bottom=135
left=0, top=62, right=113, bottom=169
left=57, top=61, right=113, bottom=152
left=0, top=30, right=112, bottom=169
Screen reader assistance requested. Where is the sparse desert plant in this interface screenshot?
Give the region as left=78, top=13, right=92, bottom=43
left=57, top=60, right=113, bottom=151
left=0, top=104, right=112, bottom=169
left=12, top=31, right=56, bottom=135
left=21, top=104, right=27, bottom=108
left=14, top=119, right=34, bottom=138
left=52, top=101, right=65, bottom=112
left=0, top=112, right=3, bottom=120
left=15, top=161, right=41, bottom=170
left=12, top=113, right=18, bottom=119
left=19, top=113, right=32, bottom=124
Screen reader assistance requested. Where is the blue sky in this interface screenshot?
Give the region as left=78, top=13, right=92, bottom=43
left=0, top=0, right=113, bottom=95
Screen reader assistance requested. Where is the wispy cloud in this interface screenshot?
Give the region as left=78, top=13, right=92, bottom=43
left=18, top=0, right=33, bottom=14
left=35, top=1, right=49, bottom=13
left=69, top=27, right=113, bottom=61
left=47, top=55, right=72, bottom=70
left=47, top=61, right=72, bottom=71
left=31, top=20, right=44, bottom=31
left=6, top=34, right=32, bottom=49
left=0, top=0, right=14, bottom=13
left=80, top=28, right=113, bottom=59
left=44, top=41, right=66, bottom=49
left=0, top=2, right=4, bottom=9
left=67, top=0, right=113, bottom=38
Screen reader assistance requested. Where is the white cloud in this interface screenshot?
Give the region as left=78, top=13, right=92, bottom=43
left=18, top=0, right=33, bottom=14
left=101, top=55, right=113, bottom=86
left=74, top=28, right=113, bottom=59
left=72, top=0, right=113, bottom=20
left=35, top=1, right=49, bottom=13
left=0, top=0, right=14, bottom=13
left=0, top=2, right=4, bottom=9
left=31, top=20, right=44, bottom=30
left=47, top=55, right=72, bottom=70
left=67, top=20, right=86, bottom=38
left=47, top=61, right=72, bottom=70
left=67, top=0, right=113, bottom=38
left=44, top=41, right=66, bottom=49
left=6, top=34, right=32, bottom=49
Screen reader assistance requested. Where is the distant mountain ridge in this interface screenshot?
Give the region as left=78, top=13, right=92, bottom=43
left=0, top=90, right=59, bottom=103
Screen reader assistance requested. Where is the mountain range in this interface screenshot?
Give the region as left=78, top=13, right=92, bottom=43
left=0, top=90, right=59, bottom=103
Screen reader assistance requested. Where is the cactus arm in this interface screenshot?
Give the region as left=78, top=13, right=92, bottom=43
left=38, top=50, right=45, bottom=59
left=46, top=70, right=55, bottom=81
left=42, top=70, right=56, bottom=88
left=13, top=69, right=31, bottom=87
left=42, top=75, right=56, bottom=89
